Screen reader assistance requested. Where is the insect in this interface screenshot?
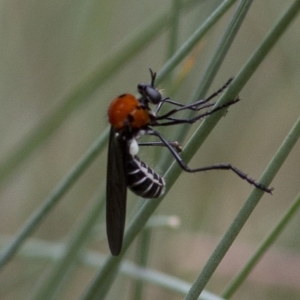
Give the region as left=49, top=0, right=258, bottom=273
left=106, top=69, right=273, bottom=256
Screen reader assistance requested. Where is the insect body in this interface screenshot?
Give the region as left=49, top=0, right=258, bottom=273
left=106, top=88, right=165, bottom=255
left=126, top=154, right=165, bottom=198
left=106, top=69, right=272, bottom=256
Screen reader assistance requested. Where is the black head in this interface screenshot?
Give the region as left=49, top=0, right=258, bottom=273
left=137, top=83, right=162, bottom=104
left=137, top=69, right=162, bottom=105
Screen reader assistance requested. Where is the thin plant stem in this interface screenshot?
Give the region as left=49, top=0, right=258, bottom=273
left=31, top=189, right=106, bottom=300
left=0, top=128, right=109, bottom=269
left=222, top=191, right=300, bottom=298
left=0, top=237, right=224, bottom=300
left=185, top=114, right=300, bottom=299
left=156, top=0, right=238, bottom=85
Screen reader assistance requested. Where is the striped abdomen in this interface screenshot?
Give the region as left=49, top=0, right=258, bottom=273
left=126, top=155, right=165, bottom=198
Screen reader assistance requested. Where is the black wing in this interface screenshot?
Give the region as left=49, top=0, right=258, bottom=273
left=106, top=127, right=127, bottom=256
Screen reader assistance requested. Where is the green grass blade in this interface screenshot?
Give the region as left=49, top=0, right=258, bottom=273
left=185, top=113, right=300, bottom=299
left=156, top=0, right=238, bottom=84
left=222, top=191, right=300, bottom=298
left=191, top=0, right=254, bottom=101
left=0, top=237, right=224, bottom=300
left=167, top=0, right=182, bottom=58
left=31, top=190, right=105, bottom=300
left=0, top=128, right=109, bottom=270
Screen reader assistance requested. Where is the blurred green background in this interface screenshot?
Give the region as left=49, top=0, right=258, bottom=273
left=0, top=1, right=300, bottom=299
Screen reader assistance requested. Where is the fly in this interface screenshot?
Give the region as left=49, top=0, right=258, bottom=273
left=106, top=69, right=273, bottom=256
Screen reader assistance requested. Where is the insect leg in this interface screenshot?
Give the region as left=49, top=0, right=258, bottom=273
left=155, top=78, right=234, bottom=119
left=155, top=98, right=240, bottom=126
left=147, top=129, right=273, bottom=193
left=138, top=141, right=182, bottom=152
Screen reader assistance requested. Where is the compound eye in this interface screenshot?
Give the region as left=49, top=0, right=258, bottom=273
left=145, top=86, right=161, bottom=104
